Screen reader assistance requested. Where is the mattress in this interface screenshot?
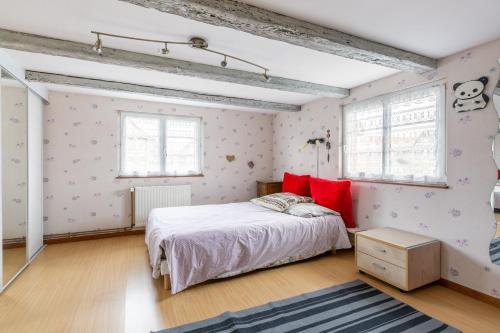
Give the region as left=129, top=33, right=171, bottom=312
left=146, top=201, right=351, bottom=293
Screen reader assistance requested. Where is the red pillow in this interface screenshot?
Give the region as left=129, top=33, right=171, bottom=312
left=282, top=172, right=311, bottom=196
left=309, top=177, right=356, bottom=228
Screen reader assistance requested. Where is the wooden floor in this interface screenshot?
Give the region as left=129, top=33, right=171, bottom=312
left=494, top=213, right=500, bottom=237
left=2, top=247, right=26, bottom=285
left=0, top=235, right=499, bottom=333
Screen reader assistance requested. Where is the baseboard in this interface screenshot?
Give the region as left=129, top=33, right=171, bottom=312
left=439, top=279, right=500, bottom=308
left=3, top=238, right=27, bottom=249
left=43, top=227, right=145, bottom=245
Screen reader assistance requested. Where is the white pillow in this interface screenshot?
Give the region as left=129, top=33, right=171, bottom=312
left=285, top=203, right=340, bottom=218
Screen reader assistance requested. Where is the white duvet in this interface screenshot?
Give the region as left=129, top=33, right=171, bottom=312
left=146, top=201, right=351, bottom=293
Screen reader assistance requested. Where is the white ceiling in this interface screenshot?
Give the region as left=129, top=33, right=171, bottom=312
left=242, top=0, right=500, bottom=59
left=0, top=0, right=499, bottom=111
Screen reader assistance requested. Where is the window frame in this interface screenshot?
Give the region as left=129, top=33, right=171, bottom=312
left=118, top=111, right=203, bottom=178
left=341, top=81, right=448, bottom=187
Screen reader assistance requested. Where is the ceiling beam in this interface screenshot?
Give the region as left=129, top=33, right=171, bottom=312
left=0, top=28, right=348, bottom=98
left=119, top=0, right=437, bottom=73
left=25, top=71, right=301, bottom=112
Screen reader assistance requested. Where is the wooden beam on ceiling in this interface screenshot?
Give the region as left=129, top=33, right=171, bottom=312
left=119, top=0, right=437, bottom=73
left=25, top=71, right=301, bottom=112
left=0, top=28, right=348, bottom=98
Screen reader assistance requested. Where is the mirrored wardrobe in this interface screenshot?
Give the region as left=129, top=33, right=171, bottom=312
left=0, top=59, right=45, bottom=292
left=1, top=68, right=28, bottom=286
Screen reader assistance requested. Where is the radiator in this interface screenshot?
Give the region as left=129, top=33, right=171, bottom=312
left=131, top=185, right=191, bottom=227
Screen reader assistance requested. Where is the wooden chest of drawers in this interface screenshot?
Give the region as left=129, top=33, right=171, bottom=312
left=355, top=228, right=440, bottom=291
left=256, top=181, right=282, bottom=197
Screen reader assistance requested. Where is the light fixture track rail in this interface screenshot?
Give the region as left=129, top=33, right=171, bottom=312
left=91, top=31, right=193, bottom=45
left=91, top=31, right=270, bottom=81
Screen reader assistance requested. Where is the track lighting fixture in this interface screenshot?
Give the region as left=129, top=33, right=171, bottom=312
left=92, top=33, right=102, bottom=55
left=90, top=31, right=271, bottom=81
left=263, top=70, right=271, bottom=82
left=160, top=42, right=169, bottom=55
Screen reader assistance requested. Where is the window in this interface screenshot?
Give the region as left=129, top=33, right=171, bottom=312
left=120, top=112, right=202, bottom=177
left=342, top=82, right=446, bottom=185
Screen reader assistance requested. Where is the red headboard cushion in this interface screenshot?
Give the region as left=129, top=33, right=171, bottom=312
left=309, top=177, right=355, bottom=228
left=282, top=172, right=311, bottom=196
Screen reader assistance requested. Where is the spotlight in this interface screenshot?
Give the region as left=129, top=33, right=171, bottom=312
left=220, top=56, right=227, bottom=68
left=160, top=42, right=169, bottom=55
left=92, top=33, right=103, bottom=55
left=263, top=70, right=271, bottom=82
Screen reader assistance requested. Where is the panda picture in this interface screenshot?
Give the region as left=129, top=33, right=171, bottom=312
left=452, top=76, right=490, bottom=112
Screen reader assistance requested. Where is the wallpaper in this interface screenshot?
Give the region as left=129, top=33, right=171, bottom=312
left=2, top=86, right=27, bottom=239
left=273, top=38, right=500, bottom=298
left=43, top=92, right=274, bottom=235
left=272, top=98, right=342, bottom=180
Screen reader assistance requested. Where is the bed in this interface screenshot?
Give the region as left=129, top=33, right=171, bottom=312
left=146, top=200, right=351, bottom=293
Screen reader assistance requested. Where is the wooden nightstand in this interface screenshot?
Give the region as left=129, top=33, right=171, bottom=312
left=347, top=228, right=366, bottom=247
left=355, top=227, right=440, bottom=291
left=256, top=180, right=282, bottom=197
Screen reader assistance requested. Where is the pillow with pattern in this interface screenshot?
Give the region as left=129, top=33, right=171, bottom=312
left=250, top=192, right=313, bottom=212
left=285, top=203, right=340, bottom=218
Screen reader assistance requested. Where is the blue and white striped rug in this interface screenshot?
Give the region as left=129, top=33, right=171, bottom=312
left=156, top=280, right=460, bottom=333
left=490, top=237, right=500, bottom=264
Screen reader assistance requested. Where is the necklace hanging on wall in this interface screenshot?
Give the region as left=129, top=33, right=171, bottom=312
left=326, top=129, right=331, bottom=163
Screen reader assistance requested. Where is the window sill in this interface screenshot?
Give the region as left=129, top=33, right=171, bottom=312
left=341, top=178, right=449, bottom=189
left=116, top=174, right=204, bottom=179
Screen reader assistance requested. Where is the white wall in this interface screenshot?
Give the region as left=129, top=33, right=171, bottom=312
left=494, top=132, right=500, bottom=167
left=43, top=91, right=275, bottom=234
left=273, top=38, right=500, bottom=298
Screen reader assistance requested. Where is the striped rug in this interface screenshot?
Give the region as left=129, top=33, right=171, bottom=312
left=490, top=237, right=500, bottom=264
left=156, top=280, right=460, bottom=333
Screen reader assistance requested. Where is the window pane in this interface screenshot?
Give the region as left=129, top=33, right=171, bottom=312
left=165, top=117, right=201, bottom=175
left=122, top=116, right=161, bottom=175
left=344, top=100, right=384, bottom=178
left=386, top=86, right=442, bottom=182
left=342, top=83, right=446, bottom=184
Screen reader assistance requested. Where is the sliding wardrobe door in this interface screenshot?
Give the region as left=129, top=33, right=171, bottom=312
left=27, top=91, right=43, bottom=259
left=1, top=68, right=28, bottom=289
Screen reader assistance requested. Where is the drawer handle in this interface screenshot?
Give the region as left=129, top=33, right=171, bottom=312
left=374, top=246, right=387, bottom=253
left=372, top=263, right=386, bottom=271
